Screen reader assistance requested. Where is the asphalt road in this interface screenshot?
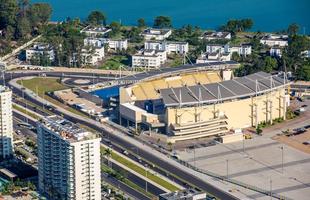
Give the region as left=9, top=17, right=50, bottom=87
left=102, top=173, right=150, bottom=200
left=5, top=71, right=238, bottom=200
left=109, top=161, right=165, bottom=196
left=13, top=109, right=156, bottom=200
left=13, top=98, right=166, bottom=197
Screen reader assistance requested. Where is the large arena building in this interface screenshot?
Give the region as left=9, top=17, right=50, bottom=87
left=104, top=61, right=289, bottom=143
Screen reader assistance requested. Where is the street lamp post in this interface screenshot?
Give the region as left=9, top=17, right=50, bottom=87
left=243, top=133, right=245, bottom=153
left=145, top=164, right=148, bottom=193
left=270, top=178, right=272, bottom=200
left=193, top=145, right=196, bottom=168
left=226, top=159, right=229, bottom=179
left=281, top=145, right=284, bottom=174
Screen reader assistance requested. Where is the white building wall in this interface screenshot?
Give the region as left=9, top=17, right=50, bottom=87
left=145, top=41, right=188, bottom=54
left=132, top=50, right=167, bottom=68
left=206, top=45, right=225, bottom=54
left=37, top=123, right=101, bottom=200
left=81, top=47, right=105, bottom=66
left=84, top=38, right=128, bottom=51
left=0, top=87, right=13, bottom=158
left=25, top=49, right=55, bottom=62
left=270, top=48, right=282, bottom=57
left=142, top=29, right=172, bottom=40
left=73, top=139, right=101, bottom=200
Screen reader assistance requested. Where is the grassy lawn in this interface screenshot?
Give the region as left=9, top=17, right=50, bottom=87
left=12, top=104, right=40, bottom=120
left=99, top=55, right=129, bottom=70
left=17, top=77, right=68, bottom=94
left=101, top=146, right=180, bottom=192
left=17, top=78, right=89, bottom=118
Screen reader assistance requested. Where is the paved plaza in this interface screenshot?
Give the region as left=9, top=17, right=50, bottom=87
left=177, top=132, right=310, bottom=200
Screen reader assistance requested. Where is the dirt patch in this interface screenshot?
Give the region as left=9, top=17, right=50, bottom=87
left=273, top=131, right=310, bottom=154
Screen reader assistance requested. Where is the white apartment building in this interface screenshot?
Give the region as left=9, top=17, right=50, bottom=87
left=225, top=44, right=252, bottom=56
left=141, top=28, right=172, bottom=40
left=0, top=86, right=13, bottom=159
left=81, top=26, right=111, bottom=37
left=196, top=52, right=231, bottom=64
left=37, top=116, right=101, bottom=200
left=201, top=31, right=232, bottom=41
left=84, top=37, right=128, bottom=51
left=132, top=49, right=167, bottom=69
left=25, top=43, right=55, bottom=62
left=206, top=44, right=225, bottom=54
left=270, top=47, right=283, bottom=57
left=81, top=46, right=105, bottom=66
left=144, top=41, right=189, bottom=54
left=102, top=38, right=128, bottom=51
left=260, top=34, right=289, bottom=47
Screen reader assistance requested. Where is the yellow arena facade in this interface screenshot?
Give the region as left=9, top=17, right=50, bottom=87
left=117, top=62, right=290, bottom=143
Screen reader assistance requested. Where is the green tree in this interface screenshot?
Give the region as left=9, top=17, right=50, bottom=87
left=103, top=148, right=113, bottom=168
left=15, top=16, right=31, bottom=39
left=153, top=16, right=172, bottom=28
left=86, top=10, right=106, bottom=26
left=240, top=18, right=253, bottom=31
left=263, top=56, right=278, bottom=72
left=287, top=23, right=299, bottom=36
left=283, top=35, right=310, bottom=71
left=109, top=21, right=122, bottom=38
left=256, top=125, right=263, bottom=135
left=231, top=52, right=241, bottom=62
left=296, top=64, right=310, bottom=81
left=43, top=21, right=85, bottom=67
left=0, top=0, right=19, bottom=29
left=4, top=25, right=15, bottom=40
left=124, top=26, right=143, bottom=43
left=28, top=3, right=52, bottom=27
left=137, top=18, right=146, bottom=28
left=221, top=18, right=253, bottom=33
left=18, top=0, right=29, bottom=17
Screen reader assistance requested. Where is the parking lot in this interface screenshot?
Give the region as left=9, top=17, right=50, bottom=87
left=176, top=100, right=310, bottom=200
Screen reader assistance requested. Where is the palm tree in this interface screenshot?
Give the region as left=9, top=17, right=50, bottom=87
left=103, top=148, right=113, bottom=169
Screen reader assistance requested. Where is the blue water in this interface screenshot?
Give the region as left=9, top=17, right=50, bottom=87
left=33, top=0, right=310, bottom=32
left=91, top=86, right=120, bottom=100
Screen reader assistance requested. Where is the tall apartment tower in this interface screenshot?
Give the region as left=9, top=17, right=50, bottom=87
left=37, top=116, right=101, bottom=200
left=0, top=85, right=13, bottom=159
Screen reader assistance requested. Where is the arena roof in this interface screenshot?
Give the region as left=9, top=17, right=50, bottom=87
left=160, top=72, right=287, bottom=107
left=120, top=61, right=239, bottom=83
